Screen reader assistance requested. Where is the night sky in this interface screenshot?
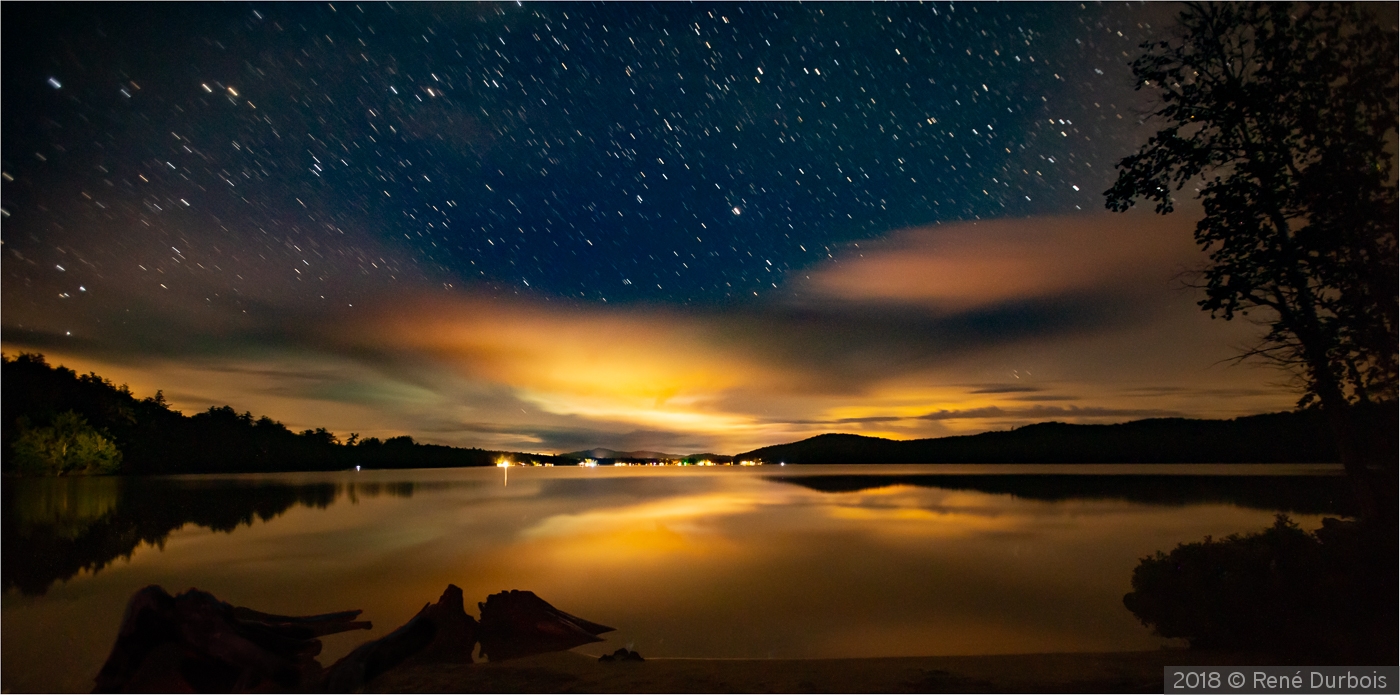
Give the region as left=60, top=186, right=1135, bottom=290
left=2, top=3, right=1297, bottom=454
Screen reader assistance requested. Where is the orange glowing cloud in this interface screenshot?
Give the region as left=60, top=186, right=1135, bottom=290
left=370, top=299, right=745, bottom=393
left=798, top=210, right=1199, bottom=311
left=3, top=208, right=1295, bottom=454
left=288, top=207, right=1287, bottom=451
left=338, top=297, right=804, bottom=442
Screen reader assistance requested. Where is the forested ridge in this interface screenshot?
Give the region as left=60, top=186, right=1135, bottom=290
left=738, top=404, right=1396, bottom=465
left=1, top=353, right=565, bottom=474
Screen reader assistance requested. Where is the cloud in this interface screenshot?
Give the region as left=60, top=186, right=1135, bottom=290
left=706, top=288, right=1147, bottom=393
left=2, top=209, right=1298, bottom=453
left=968, top=385, right=1043, bottom=394
left=795, top=210, right=1197, bottom=311
left=783, top=415, right=906, bottom=425
left=915, top=405, right=1181, bottom=421
left=441, top=420, right=710, bottom=455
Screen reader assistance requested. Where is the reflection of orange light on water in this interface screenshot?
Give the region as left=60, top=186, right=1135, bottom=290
left=492, top=493, right=785, bottom=574
left=527, top=526, right=710, bottom=566
left=820, top=488, right=1031, bottom=537
left=523, top=494, right=765, bottom=539
left=1, top=465, right=1339, bottom=694
left=828, top=504, right=1016, bottom=531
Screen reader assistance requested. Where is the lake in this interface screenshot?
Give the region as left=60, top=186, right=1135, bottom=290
left=1, top=463, right=1353, bottom=693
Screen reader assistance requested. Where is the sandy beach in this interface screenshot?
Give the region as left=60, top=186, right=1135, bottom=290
left=364, top=649, right=1299, bottom=693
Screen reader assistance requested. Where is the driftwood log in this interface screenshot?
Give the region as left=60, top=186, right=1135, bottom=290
left=93, top=586, right=371, bottom=693
left=95, top=585, right=616, bottom=693
left=477, top=589, right=615, bottom=662
left=320, top=584, right=478, bottom=692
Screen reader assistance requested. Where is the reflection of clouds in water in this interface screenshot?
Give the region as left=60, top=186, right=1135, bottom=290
left=522, top=492, right=774, bottom=539
left=533, top=475, right=718, bottom=500
left=512, top=481, right=1083, bottom=559
left=1, top=468, right=1340, bottom=695
left=827, top=502, right=1024, bottom=537
left=756, top=482, right=1333, bottom=545
left=797, top=486, right=1073, bottom=539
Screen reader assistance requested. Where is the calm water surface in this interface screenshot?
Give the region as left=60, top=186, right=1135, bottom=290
left=2, top=464, right=1350, bottom=693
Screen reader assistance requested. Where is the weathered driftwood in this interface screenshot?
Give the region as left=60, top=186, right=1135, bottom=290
left=476, top=589, right=614, bottom=662
left=95, top=585, right=616, bottom=692
left=321, top=584, right=478, bottom=692
left=93, top=585, right=370, bottom=693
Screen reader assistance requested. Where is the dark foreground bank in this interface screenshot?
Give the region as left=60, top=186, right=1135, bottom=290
left=364, top=649, right=1391, bottom=694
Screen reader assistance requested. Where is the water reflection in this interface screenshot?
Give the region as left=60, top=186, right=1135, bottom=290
left=6, top=470, right=1349, bottom=598
left=2, top=477, right=425, bottom=595
left=1, top=466, right=1346, bottom=693
left=770, top=473, right=1355, bottom=516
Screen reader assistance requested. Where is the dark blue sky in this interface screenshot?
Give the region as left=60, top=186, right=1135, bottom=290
left=4, top=2, right=1160, bottom=307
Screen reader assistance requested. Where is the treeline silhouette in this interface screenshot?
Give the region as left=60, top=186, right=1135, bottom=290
left=1, top=476, right=425, bottom=596
left=1, top=353, right=568, bottom=474
left=738, top=406, right=1397, bottom=465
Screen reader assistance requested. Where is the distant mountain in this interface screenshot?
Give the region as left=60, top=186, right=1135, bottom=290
left=735, top=406, right=1397, bottom=465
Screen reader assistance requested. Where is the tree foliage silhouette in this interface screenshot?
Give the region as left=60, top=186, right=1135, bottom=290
left=11, top=411, right=123, bottom=476
left=1104, top=2, right=1398, bottom=517
left=1123, top=515, right=1397, bottom=660
left=2, top=353, right=543, bottom=475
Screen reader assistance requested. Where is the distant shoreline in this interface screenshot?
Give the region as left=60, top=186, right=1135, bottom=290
left=6, top=353, right=1394, bottom=476
left=735, top=405, right=1396, bottom=466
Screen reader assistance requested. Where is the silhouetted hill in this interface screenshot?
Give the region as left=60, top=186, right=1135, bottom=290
left=737, top=407, right=1397, bottom=464
left=1, top=353, right=568, bottom=474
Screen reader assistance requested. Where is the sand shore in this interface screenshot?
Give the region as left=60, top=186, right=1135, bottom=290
left=364, top=649, right=1300, bottom=693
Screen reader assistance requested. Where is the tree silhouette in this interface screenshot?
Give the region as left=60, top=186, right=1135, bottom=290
left=1105, top=2, right=1398, bottom=518
left=11, top=411, right=123, bottom=475
left=2, top=353, right=542, bottom=475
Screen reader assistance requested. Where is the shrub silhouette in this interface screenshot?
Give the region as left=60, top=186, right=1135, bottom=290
left=12, top=411, right=123, bottom=476
left=1124, top=515, right=1397, bottom=660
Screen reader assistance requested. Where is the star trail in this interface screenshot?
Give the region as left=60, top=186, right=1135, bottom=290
left=1, top=3, right=1299, bottom=453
